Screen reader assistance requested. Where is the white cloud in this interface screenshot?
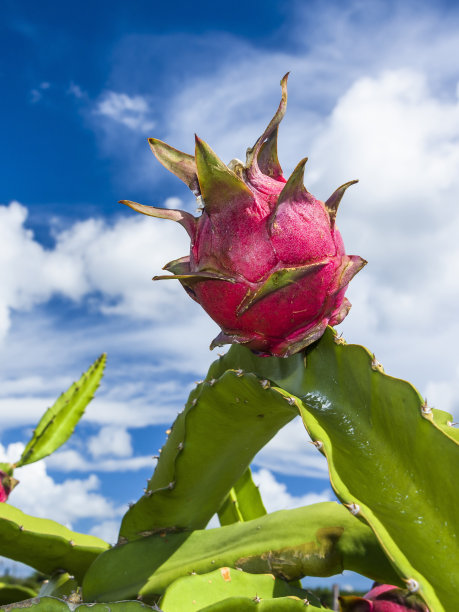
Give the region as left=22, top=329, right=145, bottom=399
left=89, top=520, right=121, bottom=545
left=45, top=449, right=155, bottom=473
left=254, top=418, right=329, bottom=479
left=0, top=443, right=122, bottom=530
left=95, top=91, right=155, bottom=132
left=252, top=468, right=333, bottom=513
left=87, top=425, right=133, bottom=458
left=29, top=82, right=51, bottom=104
left=0, top=200, right=200, bottom=337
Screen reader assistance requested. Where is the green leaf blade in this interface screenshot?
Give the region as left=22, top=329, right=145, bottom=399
left=17, top=354, right=106, bottom=467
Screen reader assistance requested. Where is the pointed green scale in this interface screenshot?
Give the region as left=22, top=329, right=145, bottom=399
left=120, top=200, right=197, bottom=240
left=17, top=354, right=106, bottom=468
left=277, top=157, right=308, bottom=206
left=194, top=136, right=254, bottom=215
left=209, top=330, right=258, bottom=351
left=335, top=255, right=367, bottom=293
left=256, top=126, right=283, bottom=180
left=162, top=255, right=191, bottom=275
left=148, top=137, right=200, bottom=195
left=153, top=271, right=237, bottom=286
left=325, top=180, right=358, bottom=228
left=236, top=261, right=329, bottom=316
left=275, top=319, right=329, bottom=358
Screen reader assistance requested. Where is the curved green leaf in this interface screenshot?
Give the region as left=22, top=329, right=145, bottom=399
left=0, top=503, right=109, bottom=581
left=83, top=502, right=399, bottom=603
left=160, top=566, right=314, bottom=611
left=119, top=371, right=296, bottom=540
left=17, top=354, right=106, bottom=467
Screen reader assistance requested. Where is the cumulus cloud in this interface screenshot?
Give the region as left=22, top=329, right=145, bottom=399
left=0, top=199, right=202, bottom=337
left=0, top=443, right=122, bottom=529
left=252, top=468, right=332, bottom=512
left=87, top=425, right=133, bottom=458
left=45, top=449, right=155, bottom=473
left=254, top=418, right=329, bottom=479
left=94, top=91, right=155, bottom=132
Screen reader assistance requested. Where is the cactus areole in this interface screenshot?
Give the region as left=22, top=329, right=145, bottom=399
left=122, top=75, right=366, bottom=357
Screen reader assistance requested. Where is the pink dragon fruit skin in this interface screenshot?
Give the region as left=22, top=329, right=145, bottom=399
left=339, top=584, right=429, bottom=611
left=121, top=74, right=366, bottom=357
left=0, top=469, right=18, bottom=502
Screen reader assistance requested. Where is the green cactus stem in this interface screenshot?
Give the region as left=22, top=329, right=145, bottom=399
left=159, top=567, right=318, bottom=612
left=83, top=502, right=399, bottom=603
left=206, top=327, right=459, bottom=612
left=0, top=503, right=109, bottom=581
left=119, top=372, right=297, bottom=541
left=0, top=597, right=159, bottom=611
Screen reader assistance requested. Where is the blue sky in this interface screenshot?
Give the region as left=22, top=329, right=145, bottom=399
left=1, top=0, right=459, bottom=592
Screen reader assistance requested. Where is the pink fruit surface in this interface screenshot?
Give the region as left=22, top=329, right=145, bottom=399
left=122, top=75, right=366, bottom=357
left=340, top=584, right=429, bottom=611
left=0, top=469, right=18, bottom=502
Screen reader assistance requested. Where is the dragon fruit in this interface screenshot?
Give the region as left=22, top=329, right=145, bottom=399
left=0, top=469, right=18, bottom=502
left=121, top=74, right=366, bottom=357
left=339, top=584, right=429, bottom=611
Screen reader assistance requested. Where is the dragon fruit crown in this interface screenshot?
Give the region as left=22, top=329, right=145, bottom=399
left=121, top=74, right=366, bottom=357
